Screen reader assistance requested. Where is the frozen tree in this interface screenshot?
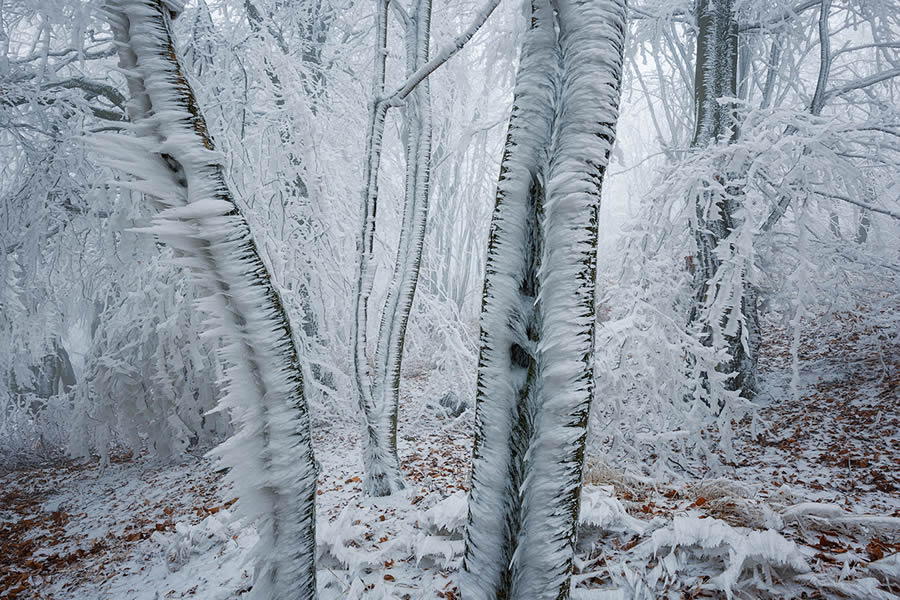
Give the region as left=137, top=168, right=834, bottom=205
left=591, top=0, right=900, bottom=477
left=352, top=0, right=501, bottom=496
left=96, top=0, right=317, bottom=597
left=685, top=0, right=754, bottom=401
left=461, top=0, right=627, bottom=597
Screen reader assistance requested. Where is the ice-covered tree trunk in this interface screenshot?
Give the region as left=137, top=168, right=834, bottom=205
left=99, top=1, right=317, bottom=598
left=462, top=0, right=627, bottom=597
left=691, top=0, right=738, bottom=147
left=369, top=0, right=434, bottom=495
left=351, top=0, right=407, bottom=497
left=686, top=0, right=756, bottom=400
left=461, top=0, right=557, bottom=592
left=352, top=0, right=499, bottom=496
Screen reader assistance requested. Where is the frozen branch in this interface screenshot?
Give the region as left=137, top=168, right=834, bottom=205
left=808, top=0, right=831, bottom=116
left=824, top=67, right=900, bottom=101
left=814, top=191, right=900, bottom=221
left=9, top=44, right=116, bottom=66
left=739, top=0, right=821, bottom=33
left=390, top=1, right=411, bottom=27
left=832, top=41, right=900, bottom=60
left=380, top=0, right=502, bottom=106
left=244, top=0, right=290, bottom=55
left=763, top=0, right=832, bottom=230
left=51, top=78, right=128, bottom=108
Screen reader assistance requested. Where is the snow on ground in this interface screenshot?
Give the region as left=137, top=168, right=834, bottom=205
left=2, top=312, right=899, bottom=599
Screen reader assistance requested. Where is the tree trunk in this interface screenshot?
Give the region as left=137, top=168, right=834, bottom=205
left=686, top=0, right=757, bottom=401
left=462, top=0, right=627, bottom=597
left=351, top=0, right=407, bottom=497
left=368, top=0, right=434, bottom=496
left=102, top=2, right=317, bottom=597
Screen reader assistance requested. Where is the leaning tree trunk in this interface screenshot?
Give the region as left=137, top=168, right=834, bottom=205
left=461, top=0, right=627, bottom=598
left=99, top=1, right=317, bottom=598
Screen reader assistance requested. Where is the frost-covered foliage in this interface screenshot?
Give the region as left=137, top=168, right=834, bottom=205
left=462, top=0, right=628, bottom=597
left=0, top=0, right=123, bottom=462
left=636, top=516, right=810, bottom=598
left=68, top=250, right=227, bottom=463
left=591, top=0, right=900, bottom=479
left=96, top=0, right=317, bottom=596
left=572, top=480, right=900, bottom=600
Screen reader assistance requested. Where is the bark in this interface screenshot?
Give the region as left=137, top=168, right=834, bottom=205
left=9, top=342, right=76, bottom=405
left=856, top=178, right=873, bottom=244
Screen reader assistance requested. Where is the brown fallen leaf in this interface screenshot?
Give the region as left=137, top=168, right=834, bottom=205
left=867, top=539, right=886, bottom=562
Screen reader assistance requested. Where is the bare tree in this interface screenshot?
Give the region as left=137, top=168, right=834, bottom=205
left=462, top=0, right=628, bottom=597
left=100, top=1, right=318, bottom=596
left=352, top=0, right=500, bottom=496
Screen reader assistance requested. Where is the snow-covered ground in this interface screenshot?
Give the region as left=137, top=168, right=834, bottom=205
left=2, top=313, right=899, bottom=599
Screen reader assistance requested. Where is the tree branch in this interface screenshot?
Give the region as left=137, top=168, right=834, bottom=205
left=739, top=0, right=821, bottom=33
left=763, top=0, right=831, bottom=230
left=244, top=0, right=289, bottom=55
left=833, top=41, right=900, bottom=60
left=49, top=78, right=127, bottom=108
left=9, top=44, right=116, bottom=65
left=628, top=5, right=691, bottom=25
left=390, top=0, right=410, bottom=27
left=814, top=191, right=900, bottom=221
left=379, top=0, right=501, bottom=106
left=824, top=67, right=900, bottom=101
left=809, top=0, right=831, bottom=116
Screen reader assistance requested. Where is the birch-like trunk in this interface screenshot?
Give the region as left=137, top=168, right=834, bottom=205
left=369, top=0, right=434, bottom=496
left=100, top=2, right=317, bottom=597
left=353, top=0, right=497, bottom=496
left=351, top=0, right=407, bottom=497
left=462, top=0, right=627, bottom=597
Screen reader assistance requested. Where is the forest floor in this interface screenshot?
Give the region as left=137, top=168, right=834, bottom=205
left=1, top=310, right=899, bottom=599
